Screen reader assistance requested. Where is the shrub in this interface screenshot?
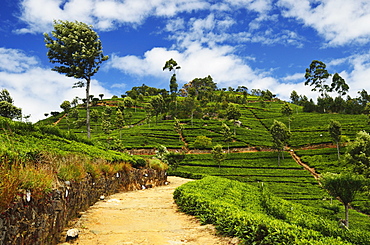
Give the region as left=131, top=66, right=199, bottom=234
left=148, top=158, right=168, bottom=171
left=0, top=165, right=20, bottom=213
left=19, top=166, right=53, bottom=198
left=57, top=163, right=85, bottom=182
left=174, top=176, right=369, bottom=245
left=130, top=157, right=147, bottom=168
left=193, top=135, right=212, bottom=149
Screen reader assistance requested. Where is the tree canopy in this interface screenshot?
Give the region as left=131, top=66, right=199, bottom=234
left=0, top=89, right=22, bottom=120
left=328, top=119, right=342, bottom=160
left=345, top=131, right=370, bottom=178
left=319, top=172, right=367, bottom=228
left=44, top=20, right=108, bottom=138
left=305, top=60, right=349, bottom=97
left=270, top=120, right=291, bottom=166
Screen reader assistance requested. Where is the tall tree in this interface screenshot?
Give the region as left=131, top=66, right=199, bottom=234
left=0, top=89, right=22, bottom=120
left=328, top=120, right=342, bottom=160
left=305, top=60, right=349, bottom=97
left=44, top=20, right=108, bottom=138
left=331, top=73, right=349, bottom=97
left=290, top=90, right=299, bottom=104
left=182, top=96, right=198, bottom=126
left=163, top=58, right=181, bottom=95
left=115, top=109, right=125, bottom=139
left=60, top=100, right=71, bottom=114
left=0, top=89, right=13, bottom=104
left=305, top=60, right=331, bottom=97
left=221, top=122, right=233, bottom=153
left=345, top=131, right=370, bottom=178
left=281, top=102, right=293, bottom=131
left=270, top=120, right=291, bottom=166
left=319, top=172, right=366, bottom=228
left=212, top=144, right=226, bottom=168
left=150, top=94, right=166, bottom=124
left=226, top=104, right=241, bottom=134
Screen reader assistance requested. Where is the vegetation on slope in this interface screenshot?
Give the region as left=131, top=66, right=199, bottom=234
left=0, top=116, right=158, bottom=212
left=174, top=176, right=370, bottom=244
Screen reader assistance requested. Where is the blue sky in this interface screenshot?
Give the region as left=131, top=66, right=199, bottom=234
left=1, top=0, right=370, bottom=122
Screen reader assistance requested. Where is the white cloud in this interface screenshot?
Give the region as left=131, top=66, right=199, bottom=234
left=108, top=40, right=283, bottom=93
left=0, top=48, right=38, bottom=72
left=278, top=0, right=370, bottom=46
left=17, top=0, right=210, bottom=33
left=0, top=48, right=111, bottom=122
left=335, top=53, right=370, bottom=95
left=282, top=72, right=305, bottom=82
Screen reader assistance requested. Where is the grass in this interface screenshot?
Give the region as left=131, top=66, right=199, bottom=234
left=0, top=116, right=163, bottom=212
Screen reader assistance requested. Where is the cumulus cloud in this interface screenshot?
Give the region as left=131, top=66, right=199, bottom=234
left=0, top=48, right=111, bottom=122
left=107, top=40, right=283, bottom=93
left=332, top=52, right=370, bottom=95
left=0, top=48, right=38, bottom=72
left=278, top=0, right=370, bottom=46
left=17, top=0, right=210, bottom=33
left=14, top=0, right=370, bottom=107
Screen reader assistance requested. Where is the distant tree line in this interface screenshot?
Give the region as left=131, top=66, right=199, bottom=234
left=290, top=89, right=370, bottom=114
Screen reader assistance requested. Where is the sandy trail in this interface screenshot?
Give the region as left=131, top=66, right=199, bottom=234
left=63, top=176, right=237, bottom=245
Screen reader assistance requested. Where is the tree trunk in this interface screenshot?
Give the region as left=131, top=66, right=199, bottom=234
left=336, top=141, right=340, bottom=160
left=345, top=204, right=349, bottom=228
left=86, top=78, right=91, bottom=139
left=278, top=151, right=280, bottom=167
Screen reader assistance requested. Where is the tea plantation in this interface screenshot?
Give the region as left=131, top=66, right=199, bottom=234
left=7, top=92, right=370, bottom=244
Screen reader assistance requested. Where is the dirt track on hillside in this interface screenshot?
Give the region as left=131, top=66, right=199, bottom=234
left=60, top=177, right=238, bottom=245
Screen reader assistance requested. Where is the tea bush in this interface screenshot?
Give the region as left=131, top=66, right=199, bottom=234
left=174, top=176, right=370, bottom=244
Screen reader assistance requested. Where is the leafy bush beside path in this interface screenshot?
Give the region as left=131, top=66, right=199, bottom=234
left=174, top=176, right=370, bottom=245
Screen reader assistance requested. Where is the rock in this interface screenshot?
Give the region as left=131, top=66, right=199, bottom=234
left=100, top=195, right=105, bottom=200
left=66, top=228, right=79, bottom=241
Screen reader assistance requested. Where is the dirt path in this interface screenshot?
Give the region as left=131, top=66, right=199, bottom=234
left=61, top=177, right=237, bottom=245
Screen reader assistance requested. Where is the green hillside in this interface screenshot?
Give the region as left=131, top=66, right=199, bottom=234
left=2, top=84, right=370, bottom=243
left=0, top=116, right=159, bottom=212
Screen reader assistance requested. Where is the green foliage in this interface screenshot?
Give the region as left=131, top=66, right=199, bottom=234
left=0, top=89, right=22, bottom=120
left=60, top=100, right=71, bottom=113
left=57, top=162, right=85, bottom=181
left=0, top=116, right=150, bottom=211
left=0, top=101, right=22, bottom=120
left=281, top=102, right=293, bottom=117
left=174, top=176, right=369, bottom=244
left=44, top=20, right=108, bottom=138
left=163, top=58, right=180, bottom=94
left=212, top=144, right=225, bottom=168
left=147, top=158, right=168, bottom=171
left=193, top=135, right=212, bottom=149
left=270, top=120, right=291, bottom=165
left=329, top=119, right=342, bottom=143
left=44, top=20, right=108, bottom=80
left=19, top=167, right=54, bottom=196
left=270, top=120, right=291, bottom=150
left=345, top=131, right=370, bottom=178
left=131, top=156, right=148, bottom=168
left=305, top=60, right=332, bottom=97
left=319, top=172, right=367, bottom=228
left=0, top=165, right=20, bottom=213
left=155, top=145, right=184, bottom=170
left=320, top=172, right=367, bottom=207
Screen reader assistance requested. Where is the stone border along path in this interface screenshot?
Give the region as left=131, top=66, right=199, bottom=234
left=60, top=176, right=238, bottom=245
